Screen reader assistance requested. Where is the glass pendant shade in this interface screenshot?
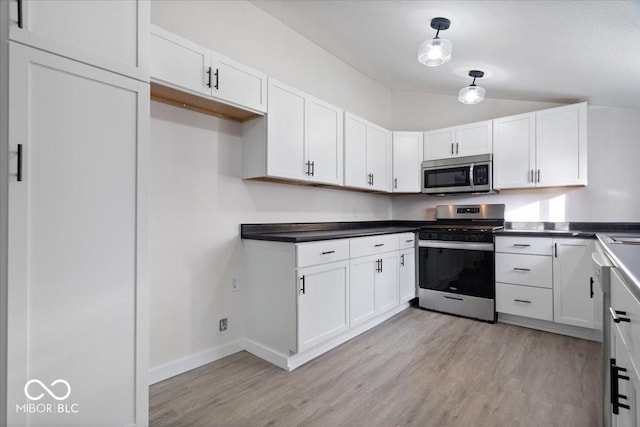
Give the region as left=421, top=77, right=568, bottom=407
left=458, top=85, right=485, bottom=104
left=418, top=37, right=453, bottom=67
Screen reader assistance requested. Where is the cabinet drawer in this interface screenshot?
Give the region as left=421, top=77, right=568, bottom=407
left=296, top=240, right=350, bottom=268
left=399, top=232, right=416, bottom=249
left=496, top=283, right=553, bottom=321
left=495, top=253, right=552, bottom=288
left=495, top=236, right=552, bottom=255
left=350, top=234, right=400, bottom=258
left=610, top=268, right=640, bottom=368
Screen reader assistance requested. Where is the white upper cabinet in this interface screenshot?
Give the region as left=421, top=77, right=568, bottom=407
left=266, top=80, right=306, bottom=180
left=392, top=132, right=423, bottom=193
left=493, top=112, right=536, bottom=189
left=150, top=25, right=267, bottom=113
left=8, top=0, right=149, bottom=81
left=344, top=112, right=391, bottom=192
left=493, top=102, right=587, bottom=190
left=536, top=103, right=588, bottom=187
left=243, top=79, right=344, bottom=186
left=423, top=120, right=492, bottom=161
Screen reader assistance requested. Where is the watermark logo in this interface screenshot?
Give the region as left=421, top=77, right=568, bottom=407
left=16, top=378, right=79, bottom=415
left=24, top=379, right=71, bottom=401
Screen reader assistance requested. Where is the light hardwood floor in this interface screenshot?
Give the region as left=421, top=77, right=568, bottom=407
left=149, top=308, right=602, bottom=427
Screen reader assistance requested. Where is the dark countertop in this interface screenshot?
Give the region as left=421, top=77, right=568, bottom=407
left=497, top=222, right=640, bottom=238
left=596, top=232, right=640, bottom=299
left=241, top=221, right=424, bottom=243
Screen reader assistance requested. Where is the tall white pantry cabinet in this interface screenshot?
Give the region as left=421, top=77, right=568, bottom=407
left=1, top=1, right=149, bottom=426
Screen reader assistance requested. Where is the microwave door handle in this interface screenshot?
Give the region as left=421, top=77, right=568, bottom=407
left=469, top=164, right=474, bottom=190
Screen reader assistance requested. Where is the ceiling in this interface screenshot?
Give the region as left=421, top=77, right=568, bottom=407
left=251, top=0, right=640, bottom=108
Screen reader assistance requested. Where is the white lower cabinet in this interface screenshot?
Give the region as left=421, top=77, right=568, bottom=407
left=496, top=283, right=553, bottom=321
left=243, top=232, right=410, bottom=370
left=611, top=319, right=638, bottom=427
left=495, top=235, right=598, bottom=336
left=553, top=238, right=596, bottom=328
left=297, top=261, right=349, bottom=352
left=399, top=248, right=416, bottom=303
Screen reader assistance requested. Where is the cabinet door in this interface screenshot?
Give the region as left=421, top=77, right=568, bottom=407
left=423, top=127, right=455, bottom=160
left=399, top=249, right=416, bottom=303
left=7, top=44, right=148, bottom=426
left=267, top=80, right=306, bottom=180
left=493, top=112, right=536, bottom=189
left=297, top=261, right=349, bottom=353
left=536, top=102, right=587, bottom=187
left=367, top=124, right=390, bottom=192
left=456, top=120, right=493, bottom=157
left=150, top=25, right=212, bottom=97
left=9, top=0, right=148, bottom=81
left=392, top=132, right=423, bottom=193
left=212, top=52, right=267, bottom=113
left=375, top=253, right=399, bottom=313
left=611, top=325, right=637, bottom=427
left=344, top=113, right=369, bottom=189
left=552, top=239, right=596, bottom=328
left=350, top=256, right=377, bottom=327
left=306, top=96, right=344, bottom=186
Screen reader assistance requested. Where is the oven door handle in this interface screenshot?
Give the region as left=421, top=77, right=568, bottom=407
left=419, top=241, right=494, bottom=252
left=469, top=164, right=474, bottom=190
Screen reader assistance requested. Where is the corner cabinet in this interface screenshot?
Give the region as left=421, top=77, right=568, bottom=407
left=423, top=120, right=492, bottom=161
left=243, top=232, right=414, bottom=371
left=392, top=132, right=423, bottom=193
left=493, top=102, right=587, bottom=190
left=242, top=79, right=344, bottom=186
left=8, top=0, right=149, bottom=81
left=6, top=43, right=149, bottom=426
left=344, top=113, right=391, bottom=192
left=150, top=25, right=267, bottom=115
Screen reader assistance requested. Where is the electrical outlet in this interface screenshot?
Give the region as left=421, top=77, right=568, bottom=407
left=231, top=277, right=240, bottom=292
left=219, top=318, right=228, bottom=333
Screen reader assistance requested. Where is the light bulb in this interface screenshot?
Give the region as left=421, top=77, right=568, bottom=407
left=458, top=85, right=485, bottom=104
left=418, top=37, right=452, bottom=67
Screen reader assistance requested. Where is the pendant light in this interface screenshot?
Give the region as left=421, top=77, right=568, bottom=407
left=418, top=17, right=452, bottom=67
left=458, top=70, right=485, bottom=104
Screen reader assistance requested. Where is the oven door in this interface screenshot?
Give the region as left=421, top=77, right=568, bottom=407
left=418, top=241, right=495, bottom=299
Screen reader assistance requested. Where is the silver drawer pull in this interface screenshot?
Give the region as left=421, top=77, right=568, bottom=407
left=513, top=267, right=531, bottom=272
left=321, top=250, right=335, bottom=255
left=443, top=296, right=463, bottom=301
left=514, top=299, right=531, bottom=304
left=374, top=243, right=385, bottom=247
left=610, top=307, right=631, bottom=323
left=513, top=244, right=531, bottom=247
left=405, top=239, right=414, bottom=243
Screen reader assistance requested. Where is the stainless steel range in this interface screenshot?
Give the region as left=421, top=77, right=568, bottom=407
left=418, top=204, right=505, bottom=322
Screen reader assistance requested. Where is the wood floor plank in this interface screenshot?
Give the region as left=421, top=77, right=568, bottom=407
left=149, top=308, right=602, bottom=427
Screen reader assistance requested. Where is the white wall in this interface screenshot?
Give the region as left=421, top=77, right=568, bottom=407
left=392, top=105, right=640, bottom=222
left=149, top=0, right=393, bottom=375
left=151, top=0, right=392, bottom=128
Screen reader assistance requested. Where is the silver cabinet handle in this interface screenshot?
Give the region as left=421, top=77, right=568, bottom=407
left=451, top=143, right=454, bottom=155
left=536, top=169, right=540, bottom=183
left=374, top=243, right=384, bottom=247
left=456, top=142, right=459, bottom=154
left=394, top=178, right=398, bottom=189
left=514, top=299, right=531, bottom=304
left=513, top=244, right=530, bottom=247
left=529, top=169, right=533, bottom=183
left=513, top=267, right=531, bottom=272
left=321, top=250, right=335, bottom=255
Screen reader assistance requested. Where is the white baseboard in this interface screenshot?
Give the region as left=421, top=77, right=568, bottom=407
left=149, top=339, right=244, bottom=385
left=498, top=313, right=602, bottom=342
left=244, top=303, right=411, bottom=372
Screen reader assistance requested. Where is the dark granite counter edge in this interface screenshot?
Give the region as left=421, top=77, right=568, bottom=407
left=243, top=227, right=419, bottom=243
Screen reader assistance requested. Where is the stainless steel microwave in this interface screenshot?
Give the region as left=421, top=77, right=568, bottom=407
left=421, top=154, right=493, bottom=195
